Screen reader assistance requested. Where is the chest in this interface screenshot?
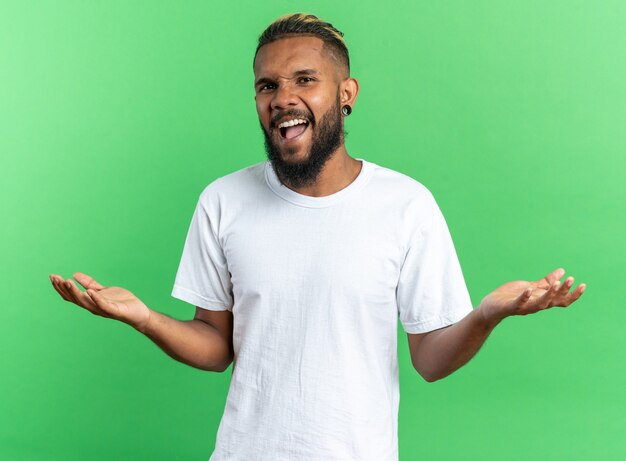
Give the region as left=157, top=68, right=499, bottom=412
left=221, top=203, right=406, bottom=303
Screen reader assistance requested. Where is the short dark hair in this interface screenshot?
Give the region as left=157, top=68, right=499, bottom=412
left=254, top=13, right=350, bottom=76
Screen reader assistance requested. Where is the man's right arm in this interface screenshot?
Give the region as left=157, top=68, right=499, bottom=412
left=49, top=272, right=234, bottom=373
left=137, top=309, right=234, bottom=373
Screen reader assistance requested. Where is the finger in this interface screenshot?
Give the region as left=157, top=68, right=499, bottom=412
left=62, top=278, right=99, bottom=315
left=516, top=287, right=533, bottom=305
left=87, top=289, right=119, bottom=317
left=65, top=279, right=100, bottom=313
left=556, top=276, right=574, bottom=297
left=51, top=274, right=76, bottom=302
left=63, top=279, right=81, bottom=304
left=561, top=283, right=587, bottom=307
left=536, top=280, right=561, bottom=309
left=73, top=272, right=106, bottom=291
left=539, top=267, right=565, bottom=289
left=50, top=275, right=72, bottom=302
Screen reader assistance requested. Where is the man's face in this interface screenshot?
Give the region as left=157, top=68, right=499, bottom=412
left=254, top=36, right=345, bottom=188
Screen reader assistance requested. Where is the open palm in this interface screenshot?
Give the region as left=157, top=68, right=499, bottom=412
left=50, top=272, right=151, bottom=332
left=479, top=268, right=587, bottom=323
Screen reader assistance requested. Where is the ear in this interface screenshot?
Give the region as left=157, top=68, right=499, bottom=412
left=339, top=77, right=359, bottom=109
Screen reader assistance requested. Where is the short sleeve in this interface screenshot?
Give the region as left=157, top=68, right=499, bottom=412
left=396, top=194, right=473, bottom=334
left=171, top=194, right=234, bottom=311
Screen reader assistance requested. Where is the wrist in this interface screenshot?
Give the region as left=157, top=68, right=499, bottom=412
left=477, top=303, right=506, bottom=328
left=132, top=307, right=153, bottom=335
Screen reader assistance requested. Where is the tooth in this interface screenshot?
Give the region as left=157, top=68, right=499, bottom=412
left=278, top=118, right=309, bottom=128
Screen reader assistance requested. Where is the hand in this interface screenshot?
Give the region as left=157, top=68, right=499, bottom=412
left=478, top=268, right=587, bottom=323
left=49, top=272, right=151, bottom=333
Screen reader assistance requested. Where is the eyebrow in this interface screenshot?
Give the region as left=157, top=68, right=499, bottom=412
left=255, top=68, right=320, bottom=88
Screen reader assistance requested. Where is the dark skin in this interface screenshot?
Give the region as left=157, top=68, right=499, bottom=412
left=254, top=35, right=587, bottom=382
left=253, top=35, right=362, bottom=196
left=49, top=34, right=587, bottom=383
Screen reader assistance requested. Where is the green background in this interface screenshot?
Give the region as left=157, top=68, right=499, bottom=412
left=1, top=1, right=624, bottom=460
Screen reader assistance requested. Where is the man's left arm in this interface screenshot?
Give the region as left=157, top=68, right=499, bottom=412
left=408, top=268, right=587, bottom=382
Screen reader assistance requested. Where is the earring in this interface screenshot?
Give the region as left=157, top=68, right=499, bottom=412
left=341, top=104, right=352, bottom=116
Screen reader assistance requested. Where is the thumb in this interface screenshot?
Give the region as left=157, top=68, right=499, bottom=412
left=542, top=267, right=565, bottom=285
left=86, top=289, right=119, bottom=317
left=515, top=287, right=533, bottom=305
left=73, top=272, right=106, bottom=291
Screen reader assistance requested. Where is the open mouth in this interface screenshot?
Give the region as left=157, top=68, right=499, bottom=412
left=278, top=119, right=310, bottom=142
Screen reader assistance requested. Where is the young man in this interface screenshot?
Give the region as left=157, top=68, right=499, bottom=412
left=49, top=13, right=586, bottom=461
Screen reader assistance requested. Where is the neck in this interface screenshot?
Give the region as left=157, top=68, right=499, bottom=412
left=276, top=146, right=362, bottom=197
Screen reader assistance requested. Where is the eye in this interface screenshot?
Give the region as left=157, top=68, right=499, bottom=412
left=258, top=83, right=276, bottom=92
left=298, top=77, right=315, bottom=84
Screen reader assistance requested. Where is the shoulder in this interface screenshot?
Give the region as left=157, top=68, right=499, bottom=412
left=201, top=160, right=266, bottom=196
left=366, top=160, right=437, bottom=211
left=198, top=161, right=267, bottom=206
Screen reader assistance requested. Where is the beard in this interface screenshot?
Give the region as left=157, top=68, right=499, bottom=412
left=260, top=95, right=344, bottom=189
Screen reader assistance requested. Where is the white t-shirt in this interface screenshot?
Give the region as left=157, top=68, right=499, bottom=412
left=171, top=158, right=474, bottom=461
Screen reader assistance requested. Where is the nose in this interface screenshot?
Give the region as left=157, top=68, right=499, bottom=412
left=270, top=83, right=299, bottom=112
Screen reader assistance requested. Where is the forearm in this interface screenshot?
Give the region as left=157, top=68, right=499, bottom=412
left=135, top=309, right=233, bottom=372
left=413, top=306, right=502, bottom=382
